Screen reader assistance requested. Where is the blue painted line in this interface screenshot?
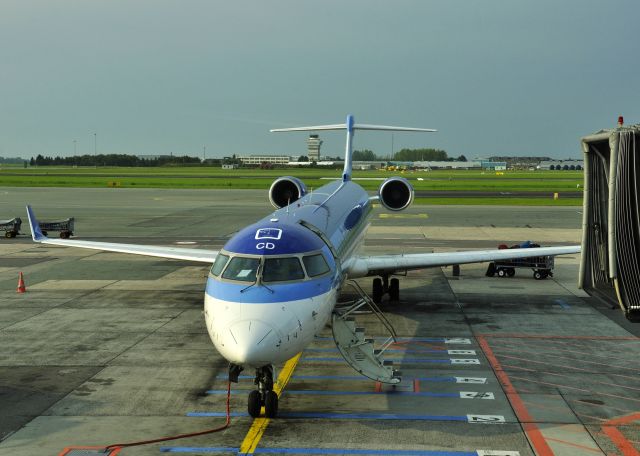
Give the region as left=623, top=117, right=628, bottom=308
left=215, top=375, right=457, bottom=382
left=160, top=447, right=477, bottom=455
left=304, top=348, right=447, bottom=354
left=554, top=298, right=571, bottom=309
left=304, top=357, right=453, bottom=363
left=205, top=390, right=460, bottom=398
left=251, top=450, right=476, bottom=456
left=187, top=411, right=468, bottom=421
left=160, top=447, right=237, bottom=453
left=314, top=337, right=454, bottom=342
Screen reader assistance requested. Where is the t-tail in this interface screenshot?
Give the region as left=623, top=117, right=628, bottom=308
left=270, top=115, right=436, bottom=182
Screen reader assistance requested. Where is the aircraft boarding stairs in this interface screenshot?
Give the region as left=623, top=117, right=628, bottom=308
left=332, top=280, right=401, bottom=384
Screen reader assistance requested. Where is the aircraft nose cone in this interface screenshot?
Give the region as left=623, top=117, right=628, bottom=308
left=226, top=319, right=279, bottom=366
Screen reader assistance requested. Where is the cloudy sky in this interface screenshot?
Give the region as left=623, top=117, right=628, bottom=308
left=1, top=0, right=638, bottom=160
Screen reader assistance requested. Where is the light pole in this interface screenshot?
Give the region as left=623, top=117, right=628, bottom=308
left=73, top=139, right=77, bottom=156
left=203, top=145, right=206, bottom=162
left=93, top=133, right=97, bottom=167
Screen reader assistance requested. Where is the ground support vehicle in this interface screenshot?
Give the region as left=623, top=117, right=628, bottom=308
left=1, top=218, right=21, bottom=238
left=39, top=218, right=74, bottom=239
left=486, top=244, right=554, bottom=280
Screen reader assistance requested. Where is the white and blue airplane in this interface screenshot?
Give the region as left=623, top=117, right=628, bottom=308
left=26, top=115, right=580, bottom=418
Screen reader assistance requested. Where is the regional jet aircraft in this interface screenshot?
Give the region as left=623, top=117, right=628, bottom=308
left=26, top=115, right=580, bottom=418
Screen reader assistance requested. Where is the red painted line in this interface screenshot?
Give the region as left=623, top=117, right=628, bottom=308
left=602, top=426, right=640, bottom=456
left=493, top=347, right=640, bottom=375
left=477, top=333, right=639, bottom=341
left=490, top=339, right=640, bottom=368
left=60, top=447, right=122, bottom=456
left=605, top=413, right=640, bottom=426
left=477, top=336, right=554, bottom=456
left=544, top=436, right=602, bottom=453
left=413, top=378, right=420, bottom=393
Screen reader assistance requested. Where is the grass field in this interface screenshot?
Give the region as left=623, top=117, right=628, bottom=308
left=0, top=166, right=583, bottom=205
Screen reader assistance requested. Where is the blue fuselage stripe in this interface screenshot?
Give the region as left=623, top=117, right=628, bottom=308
left=206, top=273, right=335, bottom=303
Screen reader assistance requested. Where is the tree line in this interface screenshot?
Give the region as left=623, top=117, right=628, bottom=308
left=30, top=154, right=203, bottom=167
left=353, top=148, right=465, bottom=162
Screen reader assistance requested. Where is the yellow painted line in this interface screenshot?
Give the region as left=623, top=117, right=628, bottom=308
left=378, top=213, right=429, bottom=219
left=238, top=353, right=302, bottom=455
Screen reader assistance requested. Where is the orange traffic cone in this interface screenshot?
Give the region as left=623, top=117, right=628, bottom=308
left=17, top=272, right=26, bottom=293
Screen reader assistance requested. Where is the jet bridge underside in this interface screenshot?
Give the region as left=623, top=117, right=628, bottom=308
left=580, top=124, right=640, bottom=321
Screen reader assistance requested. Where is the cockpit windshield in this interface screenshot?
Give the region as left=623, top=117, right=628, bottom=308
left=221, top=256, right=259, bottom=282
left=211, top=251, right=331, bottom=284
left=262, top=257, right=305, bottom=282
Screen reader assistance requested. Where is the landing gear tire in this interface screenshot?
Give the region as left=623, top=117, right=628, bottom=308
left=264, top=390, right=278, bottom=418
left=389, top=278, right=400, bottom=302
left=497, top=268, right=506, bottom=277
left=250, top=364, right=277, bottom=418
left=372, top=278, right=383, bottom=303
left=248, top=390, right=262, bottom=418
left=533, top=271, right=543, bottom=280
left=507, top=268, right=515, bottom=277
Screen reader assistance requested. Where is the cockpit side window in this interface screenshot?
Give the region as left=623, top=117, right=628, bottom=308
left=303, top=253, right=330, bottom=277
left=263, top=257, right=305, bottom=282
left=210, top=254, right=229, bottom=277
left=222, top=256, right=259, bottom=282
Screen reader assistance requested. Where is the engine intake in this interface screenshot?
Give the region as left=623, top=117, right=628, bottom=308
left=269, top=176, right=307, bottom=209
left=378, top=177, right=414, bottom=211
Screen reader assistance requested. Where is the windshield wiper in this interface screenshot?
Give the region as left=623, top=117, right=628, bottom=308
left=240, top=261, right=274, bottom=294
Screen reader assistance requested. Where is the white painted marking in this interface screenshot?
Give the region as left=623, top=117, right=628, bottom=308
left=467, top=414, right=505, bottom=423
left=477, top=451, right=520, bottom=456
left=448, top=350, right=476, bottom=355
left=455, top=377, right=487, bottom=384
left=175, top=241, right=197, bottom=245
left=444, top=338, right=471, bottom=344
left=460, top=391, right=495, bottom=400
left=451, top=358, right=480, bottom=365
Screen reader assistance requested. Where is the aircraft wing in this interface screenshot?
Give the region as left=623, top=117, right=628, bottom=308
left=26, top=205, right=218, bottom=264
left=344, top=245, right=581, bottom=278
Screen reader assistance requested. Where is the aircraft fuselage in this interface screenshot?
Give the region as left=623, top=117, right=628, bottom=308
left=204, top=179, right=372, bottom=367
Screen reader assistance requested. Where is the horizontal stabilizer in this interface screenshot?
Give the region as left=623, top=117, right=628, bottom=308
left=271, top=123, right=436, bottom=133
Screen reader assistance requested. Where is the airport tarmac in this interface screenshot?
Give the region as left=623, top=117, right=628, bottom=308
left=0, top=187, right=639, bottom=456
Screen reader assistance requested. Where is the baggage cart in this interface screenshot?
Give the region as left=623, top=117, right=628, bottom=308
left=1, top=217, right=21, bottom=238
left=39, top=217, right=74, bottom=239
left=486, top=242, right=554, bottom=280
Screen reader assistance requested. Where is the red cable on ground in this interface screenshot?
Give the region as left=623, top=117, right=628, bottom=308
left=104, top=380, right=231, bottom=451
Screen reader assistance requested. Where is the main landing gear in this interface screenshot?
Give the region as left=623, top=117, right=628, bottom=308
left=247, top=365, right=278, bottom=418
left=372, top=275, right=400, bottom=303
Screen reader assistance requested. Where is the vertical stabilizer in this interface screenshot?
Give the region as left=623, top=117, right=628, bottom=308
left=343, top=115, right=355, bottom=182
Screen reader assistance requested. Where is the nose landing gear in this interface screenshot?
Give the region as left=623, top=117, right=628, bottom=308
left=248, top=364, right=278, bottom=418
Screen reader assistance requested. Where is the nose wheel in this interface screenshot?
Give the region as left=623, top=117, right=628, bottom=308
left=247, top=365, right=278, bottom=418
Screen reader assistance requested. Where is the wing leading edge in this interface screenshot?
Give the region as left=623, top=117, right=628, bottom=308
left=26, top=205, right=218, bottom=264
left=345, top=245, right=581, bottom=278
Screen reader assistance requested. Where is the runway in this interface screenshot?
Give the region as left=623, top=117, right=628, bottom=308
left=0, top=187, right=638, bottom=456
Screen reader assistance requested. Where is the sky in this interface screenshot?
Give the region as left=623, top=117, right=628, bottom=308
left=1, top=0, right=639, bottom=160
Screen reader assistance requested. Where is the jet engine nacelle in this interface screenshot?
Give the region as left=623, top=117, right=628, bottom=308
left=378, top=177, right=414, bottom=211
left=269, top=176, right=307, bottom=209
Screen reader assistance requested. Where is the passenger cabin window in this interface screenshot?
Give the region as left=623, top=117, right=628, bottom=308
left=210, top=254, right=229, bottom=277
left=303, top=254, right=330, bottom=277
left=263, top=257, right=305, bottom=282
left=222, top=256, right=259, bottom=282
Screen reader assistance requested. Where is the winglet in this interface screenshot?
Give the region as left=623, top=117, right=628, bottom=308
left=26, top=205, right=47, bottom=241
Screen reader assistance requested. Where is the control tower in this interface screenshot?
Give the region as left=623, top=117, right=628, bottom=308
left=307, top=134, right=322, bottom=161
